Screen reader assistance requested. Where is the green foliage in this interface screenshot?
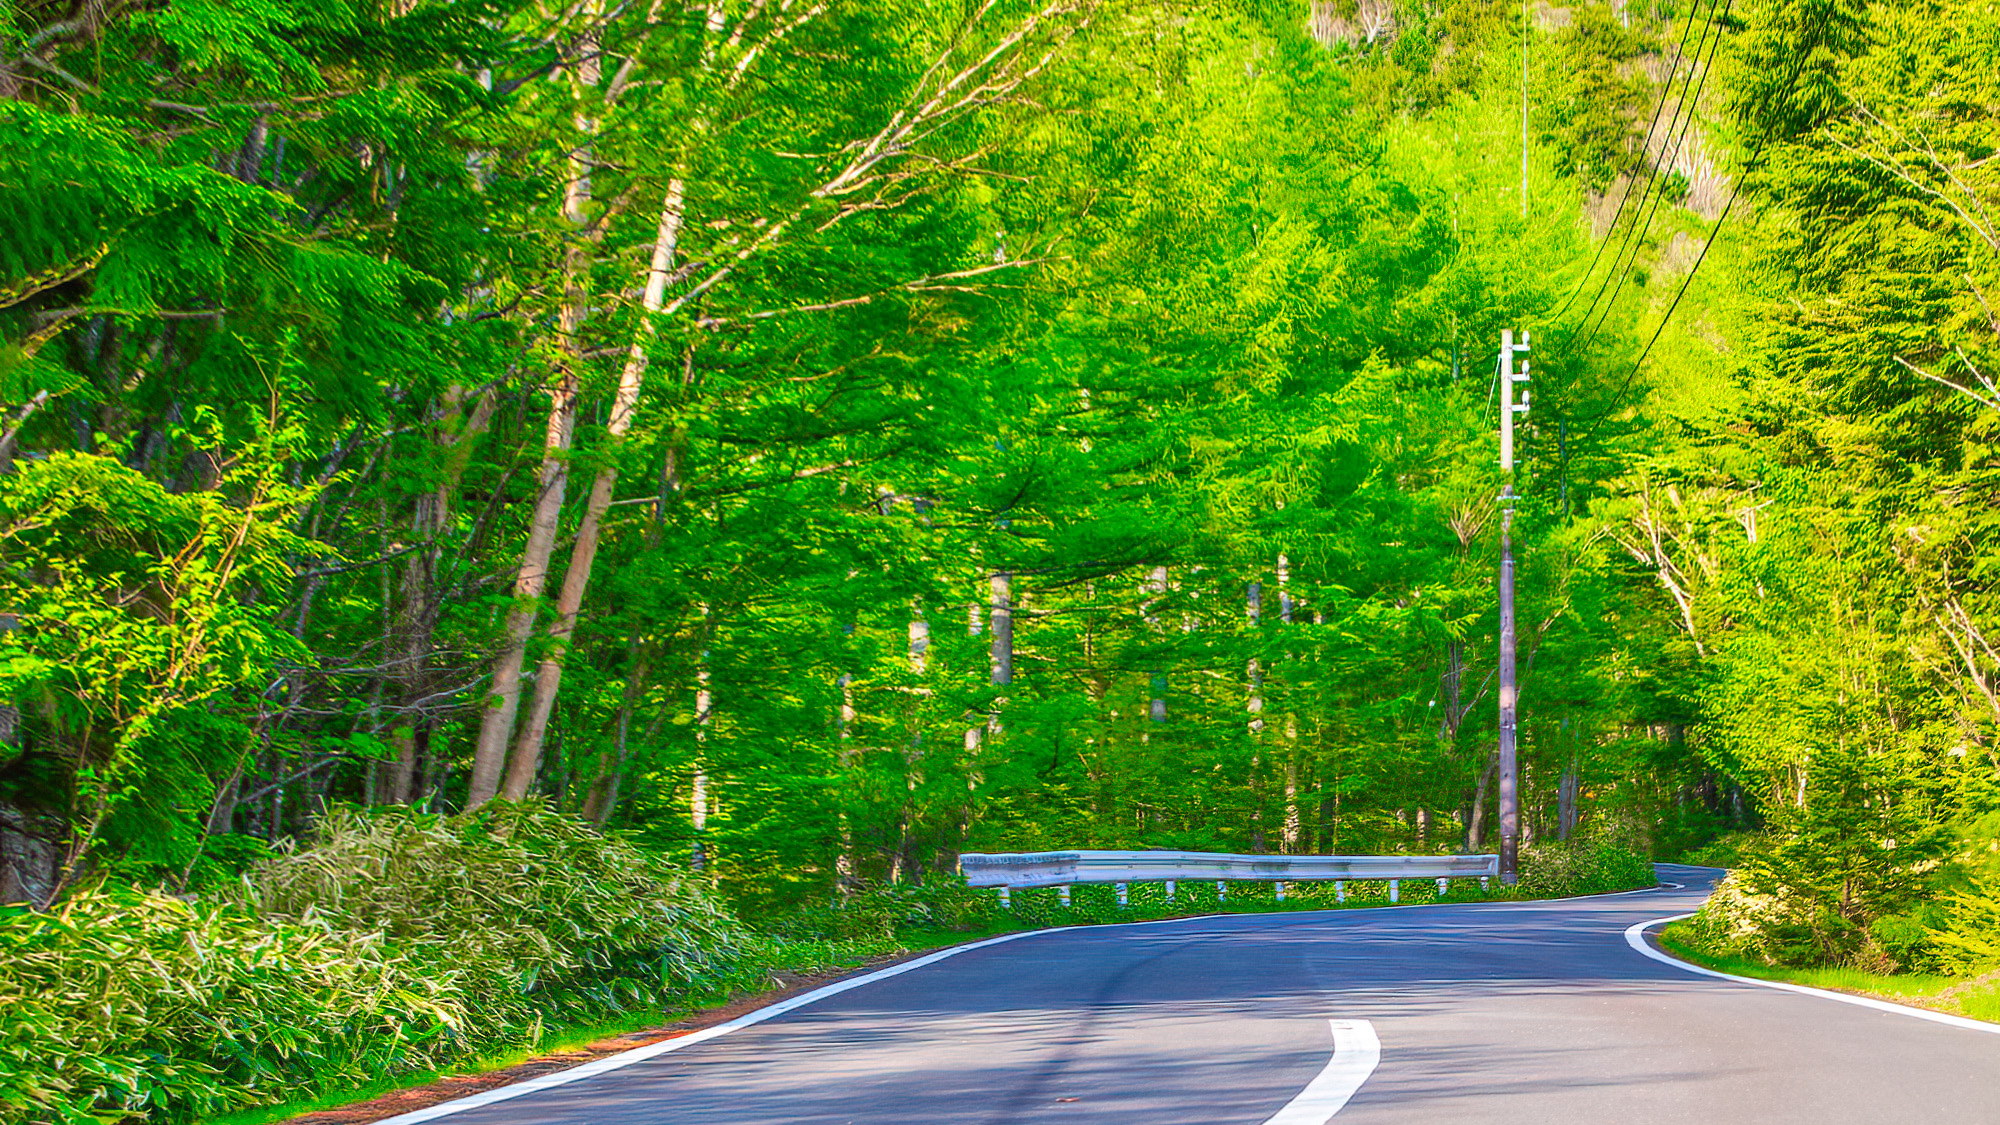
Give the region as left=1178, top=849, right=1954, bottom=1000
left=240, top=801, right=751, bottom=1009
left=0, top=883, right=466, bottom=1124
left=1676, top=830, right=1756, bottom=867
left=0, top=444, right=316, bottom=892
left=16, top=0, right=1968, bottom=1111
left=1618, top=0, right=2000, bottom=970
left=0, top=803, right=754, bottom=1125
left=1517, top=839, right=1656, bottom=898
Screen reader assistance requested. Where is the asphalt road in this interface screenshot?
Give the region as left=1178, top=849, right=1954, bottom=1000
left=395, top=865, right=2000, bottom=1124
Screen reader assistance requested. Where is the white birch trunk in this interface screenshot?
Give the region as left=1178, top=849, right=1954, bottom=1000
left=467, top=375, right=577, bottom=805
left=1247, top=580, right=1264, bottom=734
left=990, top=572, right=1013, bottom=687
left=1147, top=564, right=1168, bottom=723
left=467, top=14, right=600, bottom=806
left=691, top=656, right=712, bottom=870
left=501, top=178, right=686, bottom=799
left=1283, top=714, right=1301, bottom=852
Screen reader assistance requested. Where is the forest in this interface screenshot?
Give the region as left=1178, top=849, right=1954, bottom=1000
left=3, top=0, right=1999, bottom=1119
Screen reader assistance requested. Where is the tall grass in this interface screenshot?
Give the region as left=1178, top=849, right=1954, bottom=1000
left=0, top=803, right=763, bottom=1125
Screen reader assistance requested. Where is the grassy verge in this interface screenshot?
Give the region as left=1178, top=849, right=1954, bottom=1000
left=202, top=880, right=1630, bottom=1125
left=1657, top=922, right=2000, bottom=1025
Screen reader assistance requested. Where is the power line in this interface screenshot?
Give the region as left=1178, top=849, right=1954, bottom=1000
left=1578, top=45, right=1824, bottom=442
left=1566, top=0, right=1732, bottom=363
left=1521, top=0, right=1531, bottom=220
left=1576, top=140, right=1756, bottom=441
left=1545, top=0, right=1710, bottom=327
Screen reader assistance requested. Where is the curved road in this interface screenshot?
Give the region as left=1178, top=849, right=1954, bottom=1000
left=392, top=865, right=2000, bottom=1123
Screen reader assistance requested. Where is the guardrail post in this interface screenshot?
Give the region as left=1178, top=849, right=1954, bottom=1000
left=1059, top=885, right=1071, bottom=907
left=1116, top=882, right=1129, bottom=908
left=1389, top=879, right=1400, bottom=904
left=1165, top=880, right=1177, bottom=902
left=1216, top=880, right=1226, bottom=901
left=999, top=887, right=1012, bottom=909
left=1274, top=880, right=1286, bottom=902
left=1335, top=880, right=1346, bottom=904
left=1436, top=877, right=1448, bottom=898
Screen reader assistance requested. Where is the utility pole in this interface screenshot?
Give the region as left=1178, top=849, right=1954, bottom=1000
left=1498, top=330, right=1530, bottom=883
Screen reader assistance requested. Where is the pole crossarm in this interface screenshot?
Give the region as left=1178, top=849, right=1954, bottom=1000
left=959, top=850, right=1501, bottom=888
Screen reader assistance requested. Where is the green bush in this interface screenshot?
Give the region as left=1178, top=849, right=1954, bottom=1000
left=238, top=802, right=751, bottom=1022
left=1678, top=831, right=1757, bottom=869
left=1517, top=840, right=1656, bottom=897
left=0, top=802, right=755, bottom=1125
left=1677, top=870, right=1858, bottom=967
left=1927, top=886, right=2000, bottom=974
left=0, top=883, right=467, bottom=1124
left=766, top=880, right=1008, bottom=942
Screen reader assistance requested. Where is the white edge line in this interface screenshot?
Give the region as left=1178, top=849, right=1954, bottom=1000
left=1626, top=914, right=2000, bottom=1036
left=370, top=928, right=1067, bottom=1124
left=1258, top=1019, right=1382, bottom=1125
left=373, top=880, right=1702, bottom=1124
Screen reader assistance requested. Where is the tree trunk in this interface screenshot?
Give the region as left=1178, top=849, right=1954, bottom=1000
left=989, top=571, right=1013, bottom=687
left=1147, top=565, right=1168, bottom=723
left=467, top=25, right=600, bottom=806
left=503, top=178, right=686, bottom=799
left=690, top=654, right=712, bottom=870
left=1247, top=580, right=1264, bottom=734
left=1557, top=758, right=1579, bottom=840
left=1441, top=638, right=1464, bottom=740
left=1282, top=751, right=1301, bottom=854
left=1248, top=748, right=1265, bottom=852
left=468, top=376, right=577, bottom=805
left=835, top=666, right=857, bottom=890
left=390, top=384, right=492, bottom=805
left=963, top=572, right=985, bottom=754
left=1468, top=756, right=1498, bottom=851
left=582, top=646, right=651, bottom=826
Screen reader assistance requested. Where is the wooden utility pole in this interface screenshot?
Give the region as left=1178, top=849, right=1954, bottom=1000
left=1498, top=330, right=1531, bottom=883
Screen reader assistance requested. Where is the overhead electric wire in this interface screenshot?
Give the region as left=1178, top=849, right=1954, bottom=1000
left=1566, top=0, right=1733, bottom=363
left=1556, top=0, right=1725, bottom=338
left=1578, top=46, right=1825, bottom=442
left=1545, top=0, right=1711, bottom=328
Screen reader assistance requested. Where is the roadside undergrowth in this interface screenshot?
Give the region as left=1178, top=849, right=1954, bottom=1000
left=198, top=842, right=1656, bottom=1125
left=4, top=804, right=1654, bottom=1125
left=1657, top=924, right=2000, bottom=1025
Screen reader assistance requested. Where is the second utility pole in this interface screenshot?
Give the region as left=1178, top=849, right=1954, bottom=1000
left=1498, top=330, right=1530, bottom=883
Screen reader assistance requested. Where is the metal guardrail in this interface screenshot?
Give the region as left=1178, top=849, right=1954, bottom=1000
left=960, top=850, right=1499, bottom=888
left=959, top=850, right=1499, bottom=906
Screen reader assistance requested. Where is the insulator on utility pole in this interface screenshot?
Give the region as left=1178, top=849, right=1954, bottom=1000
left=1496, top=330, right=1529, bottom=885
left=1500, top=333, right=1531, bottom=471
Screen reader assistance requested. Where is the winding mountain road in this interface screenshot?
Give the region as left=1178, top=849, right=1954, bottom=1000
left=384, top=864, right=2000, bottom=1124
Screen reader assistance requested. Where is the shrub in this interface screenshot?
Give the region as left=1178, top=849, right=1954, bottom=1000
left=1678, top=831, right=1757, bottom=868
left=1678, top=870, right=1858, bottom=967
left=0, top=802, right=755, bottom=1125
left=238, top=802, right=751, bottom=1023
left=1926, top=886, right=2000, bottom=975
left=1517, top=839, right=1656, bottom=897
left=0, top=883, right=467, bottom=1124
left=766, top=881, right=1011, bottom=943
